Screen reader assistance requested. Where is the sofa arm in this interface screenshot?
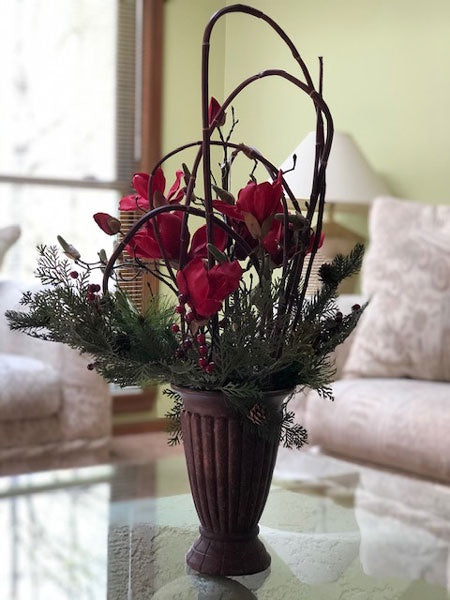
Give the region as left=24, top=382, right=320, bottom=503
left=58, top=349, right=112, bottom=441
left=1, top=279, right=111, bottom=441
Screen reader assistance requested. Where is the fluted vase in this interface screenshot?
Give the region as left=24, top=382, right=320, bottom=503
left=176, top=386, right=289, bottom=576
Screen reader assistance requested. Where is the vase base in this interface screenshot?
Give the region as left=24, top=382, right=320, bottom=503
left=186, top=531, right=271, bottom=576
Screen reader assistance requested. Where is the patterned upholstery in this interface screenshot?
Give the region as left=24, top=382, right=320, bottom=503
left=303, top=378, right=450, bottom=482
left=290, top=197, right=450, bottom=483
left=344, top=196, right=450, bottom=381
left=0, top=279, right=111, bottom=473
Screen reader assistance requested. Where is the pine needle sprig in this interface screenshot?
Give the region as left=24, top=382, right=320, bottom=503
left=163, top=388, right=184, bottom=446
left=280, top=410, right=308, bottom=449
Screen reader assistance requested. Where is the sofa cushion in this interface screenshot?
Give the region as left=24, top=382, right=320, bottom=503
left=0, top=353, right=61, bottom=421
left=304, top=378, right=450, bottom=483
left=343, top=196, right=450, bottom=382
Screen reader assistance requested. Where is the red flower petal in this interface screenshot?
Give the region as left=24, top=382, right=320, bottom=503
left=208, top=260, right=242, bottom=301
left=212, top=200, right=245, bottom=221
left=156, top=213, right=185, bottom=259
left=208, top=97, right=226, bottom=127
left=126, top=229, right=160, bottom=259
left=176, top=257, right=241, bottom=319
left=132, top=173, right=150, bottom=199
left=195, top=297, right=223, bottom=319
left=306, top=231, right=325, bottom=254
left=119, top=194, right=149, bottom=212
left=167, top=170, right=185, bottom=203
left=151, top=167, right=166, bottom=196
left=237, top=172, right=283, bottom=226
left=189, top=224, right=227, bottom=259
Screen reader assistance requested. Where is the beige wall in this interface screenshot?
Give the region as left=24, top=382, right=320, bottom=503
left=163, top=0, right=450, bottom=206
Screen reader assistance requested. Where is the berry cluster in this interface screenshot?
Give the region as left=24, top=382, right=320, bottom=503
left=171, top=296, right=216, bottom=374
left=87, top=283, right=101, bottom=303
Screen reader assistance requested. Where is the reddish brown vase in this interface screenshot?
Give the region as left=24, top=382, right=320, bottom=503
left=176, top=386, right=289, bottom=576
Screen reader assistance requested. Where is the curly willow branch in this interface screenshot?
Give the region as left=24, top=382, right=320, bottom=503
left=102, top=3, right=334, bottom=325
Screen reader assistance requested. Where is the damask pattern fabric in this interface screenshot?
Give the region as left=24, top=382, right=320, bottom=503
left=0, top=354, right=61, bottom=421
left=304, top=378, right=450, bottom=483
left=343, top=196, right=450, bottom=382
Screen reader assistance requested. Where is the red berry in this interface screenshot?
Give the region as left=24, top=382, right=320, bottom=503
left=183, top=339, right=193, bottom=350
left=70, top=271, right=79, bottom=279
left=185, top=311, right=195, bottom=323
left=175, top=305, right=185, bottom=315
left=178, top=293, right=187, bottom=304
left=170, top=324, right=180, bottom=334
left=205, top=362, right=216, bottom=374
left=175, top=348, right=185, bottom=358
left=196, top=333, right=206, bottom=344
left=198, top=358, right=208, bottom=368
left=198, top=345, right=208, bottom=357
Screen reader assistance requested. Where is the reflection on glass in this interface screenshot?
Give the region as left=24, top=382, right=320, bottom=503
left=355, top=471, right=450, bottom=592
left=0, top=474, right=109, bottom=599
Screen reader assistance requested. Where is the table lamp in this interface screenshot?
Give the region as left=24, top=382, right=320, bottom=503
left=279, top=131, right=389, bottom=293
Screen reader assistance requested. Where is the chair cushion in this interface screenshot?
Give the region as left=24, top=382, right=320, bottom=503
left=304, top=378, right=450, bottom=482
left=0, top=353, right=61, bottom=421
left=343, top=196, right=450, bottom=382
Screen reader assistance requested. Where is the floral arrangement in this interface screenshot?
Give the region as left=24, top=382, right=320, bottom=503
left=6, top=5, right=365, bottom=447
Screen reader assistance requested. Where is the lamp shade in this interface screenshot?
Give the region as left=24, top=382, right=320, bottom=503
left=279, top=131, right=389, bottom=204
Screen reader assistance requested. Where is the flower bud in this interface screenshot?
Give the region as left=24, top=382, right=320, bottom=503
left=57, top=235, right=81, bottom=261
left=93, top=213, right=121, bottom=235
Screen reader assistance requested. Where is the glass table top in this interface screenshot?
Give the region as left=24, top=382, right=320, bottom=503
left=0, top=450, right=449, bottom=599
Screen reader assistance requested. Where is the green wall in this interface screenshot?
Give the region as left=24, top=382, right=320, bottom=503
left=162, top=0, right=226, bottom=176
left=163, top=0, right=450, bottom=205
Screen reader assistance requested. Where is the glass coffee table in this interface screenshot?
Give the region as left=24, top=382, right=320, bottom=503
left=0, top=449, right=449, bottom=599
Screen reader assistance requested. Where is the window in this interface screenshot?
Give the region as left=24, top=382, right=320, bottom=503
left=0, top=0, right=162, bottom=295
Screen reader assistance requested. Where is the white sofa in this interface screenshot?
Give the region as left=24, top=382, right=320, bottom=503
left=0, top=278, right=112, bottom=474
left=290, top=196, right=450, bottom=484
left=293, top=293, right=450, bottom=483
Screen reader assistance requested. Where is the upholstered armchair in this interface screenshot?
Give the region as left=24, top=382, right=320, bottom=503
left=0, top=277, right=112, bottom=474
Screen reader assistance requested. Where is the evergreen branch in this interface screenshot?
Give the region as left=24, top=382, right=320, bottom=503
left=164, top=388, right=184, bottom=446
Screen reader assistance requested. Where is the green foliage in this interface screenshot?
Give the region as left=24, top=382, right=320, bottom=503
left=6, top=242, right=366, bottom=450
left=163, top=388, right=184, bottom=446
left=6, top=245, right=178, bottom=388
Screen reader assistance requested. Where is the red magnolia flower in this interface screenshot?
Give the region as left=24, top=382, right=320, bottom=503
left=208, top=97, right=226, bottom=127
left=126, top=213, right=184, bottom=260
left=212, top=171, right=283, bottom=238
left=176, top=257, right=242, bottom=319
left=119, top=168, right=184, bottom=212
left=126, top=220, right=227, bottom=262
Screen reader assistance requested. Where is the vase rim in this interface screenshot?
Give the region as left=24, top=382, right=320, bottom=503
left=172, top=385, right=294, bottom=399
